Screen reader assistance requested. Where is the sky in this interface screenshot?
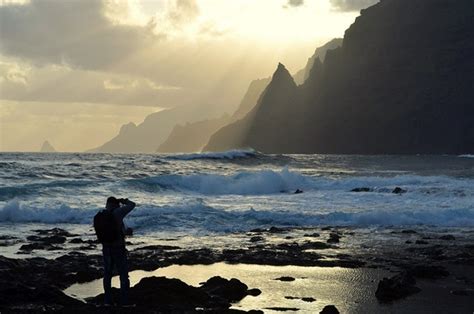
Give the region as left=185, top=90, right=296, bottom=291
left=0, top=0, right=378, bottom=152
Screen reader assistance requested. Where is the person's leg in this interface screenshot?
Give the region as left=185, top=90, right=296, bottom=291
left=114, top=246, right=130, bottom=305
left=102, top=247, right=113, bottom=305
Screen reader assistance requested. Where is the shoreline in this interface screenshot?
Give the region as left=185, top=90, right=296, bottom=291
left=1, top=225, right=474, bottom=313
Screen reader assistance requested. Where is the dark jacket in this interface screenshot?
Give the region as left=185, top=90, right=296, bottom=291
left=102, top=199, right=136, bottom=248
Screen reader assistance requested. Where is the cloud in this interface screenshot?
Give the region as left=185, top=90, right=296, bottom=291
left=167, top=0, right=200, bottom=27
left=283, top=0, right=304, bottom=8
left=0, top=0, right=157, bottom=69
left=329, top=0, right=379, bottom=12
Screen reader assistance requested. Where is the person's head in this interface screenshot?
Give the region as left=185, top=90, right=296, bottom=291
left=106, top=196, right=120, bottom=210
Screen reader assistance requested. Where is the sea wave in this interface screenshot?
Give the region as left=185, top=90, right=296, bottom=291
left=165, top=149, right=258, bottom=161
left=126, top=168, right=474, bottom=196
left=459, top=154, right=474, bottom=158
left=2, top=200, right=473, bottom=230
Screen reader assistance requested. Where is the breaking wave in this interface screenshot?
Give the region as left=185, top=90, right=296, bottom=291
left=165, top=149, right=258, bottom=161
left=1, top=200, right=473, bottom=230
left=127, top=168, right=474, bottom=196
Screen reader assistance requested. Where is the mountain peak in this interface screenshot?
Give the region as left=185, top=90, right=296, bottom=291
left=40, top=140, right=56, bottom=153
left=269, top=62, right=296, bottom=88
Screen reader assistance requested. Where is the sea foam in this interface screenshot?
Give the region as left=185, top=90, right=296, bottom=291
left=2, top=199, right=473, bottom=230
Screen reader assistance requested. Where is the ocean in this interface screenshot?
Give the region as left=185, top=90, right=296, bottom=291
left=1, top=151, right=474, bottom=238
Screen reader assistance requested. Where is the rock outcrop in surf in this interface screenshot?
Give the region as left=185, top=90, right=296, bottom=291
left=205, top=0, right=474, bottom=154
left=40, top=140, right=56, bottom=153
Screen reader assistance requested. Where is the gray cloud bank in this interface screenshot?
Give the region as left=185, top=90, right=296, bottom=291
left=0, top=0, right=156, bottom=70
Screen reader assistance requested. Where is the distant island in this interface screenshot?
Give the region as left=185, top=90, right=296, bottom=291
left=40, top=140, right=56, bottom=153
left=204, top=0, right=474, bottom=154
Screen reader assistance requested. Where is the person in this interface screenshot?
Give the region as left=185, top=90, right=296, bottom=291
left=101, top=196, right=136, bottom=307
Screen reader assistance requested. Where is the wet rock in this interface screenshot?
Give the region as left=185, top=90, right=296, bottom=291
left=19, top=243, right=62, bottom=252
left=265, top=307, right=300, bottom=312
left=27, top=235, right=67, bottom=244
left=304, top=232, right=320, bottom=238
left=200, top=276, right=250, bottom=302
left=406, top=265, right=449, bottom=279
left=87, top=276, right=260, bottom=312
left=401, top=229, right=417, bottom=234
left=320, top=305, right=340, bottom=314
left=269, top=226, right=286, bottom=233
left=249, top=228, right=266, bottom=233
left=294, top=189, right=304, bottom=194
left=134, top=244, right=181, bottom=251
left=392, top=187, right=407, bottom=194
left=439, top=235, right=456, bottom=241
left=250, top=236, right=265, bottom=243
left=247, top=288, right=262, bottom=296
left=375, top=272, right=421, bottom=302
left=300, top=241, right=331, bottom=250
left=33, top=228, right=76, bottom=237
left=351, top=187, right=372, bottom=192
left=405, top=240, right=413, bottom=244
left=301, top=297, right=316, bottom=302
left=321, top=226, right=332, bottom=231
left=274, top=276, right=295, bottom=282
left=285, top=236, right=294, bottom=240
left=327, top=233, right=340, bottom=244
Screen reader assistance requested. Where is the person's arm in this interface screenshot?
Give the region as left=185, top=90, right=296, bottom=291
left=115, top=199, right=136, bottom=220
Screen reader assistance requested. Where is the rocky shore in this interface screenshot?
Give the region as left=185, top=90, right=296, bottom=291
left=1, top=226, right=474, bottom=313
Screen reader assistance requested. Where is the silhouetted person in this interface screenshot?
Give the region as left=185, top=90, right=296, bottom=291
left=96, top=196, right=136, bottom=306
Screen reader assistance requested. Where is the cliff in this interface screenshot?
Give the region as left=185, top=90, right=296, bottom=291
left=205, top=0, right=474, bottom=154
left=157, top=114, right=230, bottom=153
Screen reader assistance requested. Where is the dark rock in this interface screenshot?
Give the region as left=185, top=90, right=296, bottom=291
left=247, top=288, right=262, bottom=296
left=375, top=272, right=421, bottom=302
left=321, top=226, right=332, bottom=231
left=415, top=240, right=428, bottom=245
left=269, top=226, right=286, bottom=233
left=250, top=236, right=264, bottom=243
left=351, top=187, right=372, bottom=192
left=320, top=305, right=340, bottom=314
left=401, top=230, right=417, bottom=234
left=19, top=243, right=62, bottom=252
left=300, top=241, right=331, bottom=250
left=294, top=189, right=304, bottom=194
left=134, top=244, right=181, bottom=251
left=406, top=265, right=449, bottom=279
left=274, top=276, right=295, bottom=282
left=392, top=187, right=407, bottom=194
left=327, top=233, right=340, bottom=244
left=405, top=240, right=413, bottom=244
left=33, top=228, right=76, bottom=237
left=200, top=276, right=249, bottom=302
left=439, top=235, right=456, bottom=241
left=27, top=235, right=67, bottom=244
left=249, top=228, right=265, bottom=233
left=264, top=307, right=300, bottom=312
left=301, top=297, right=316, bottom=302
left=304, top=233, right=320, bottom=238
left=285, top=236, right=294, bottom=240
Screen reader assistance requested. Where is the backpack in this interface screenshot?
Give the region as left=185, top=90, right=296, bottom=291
left=93, top=210, right=119, bottom=243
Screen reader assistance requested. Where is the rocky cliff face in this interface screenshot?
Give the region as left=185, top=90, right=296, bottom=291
left=157, top=114, right=230, bottom=153
left=205, top=0, right=474, bottom=154
left=87, top=103, right=226, bottom=153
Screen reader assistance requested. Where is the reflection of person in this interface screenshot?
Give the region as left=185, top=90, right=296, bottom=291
left=102, top=196, right=136, bottom=307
